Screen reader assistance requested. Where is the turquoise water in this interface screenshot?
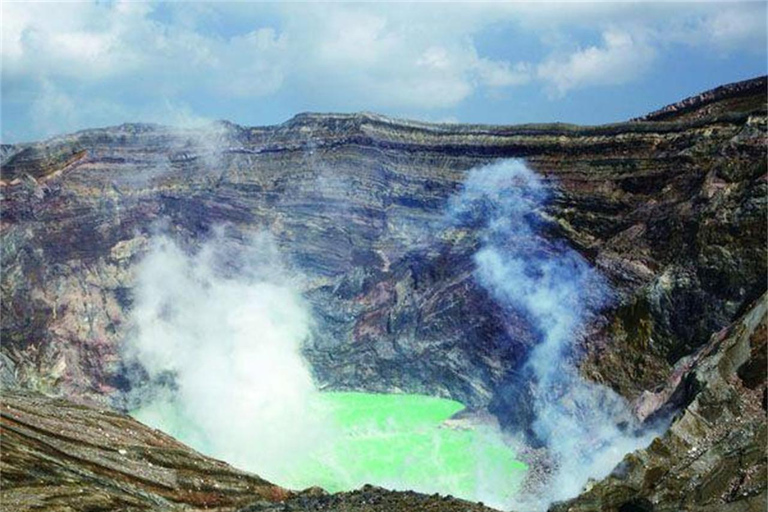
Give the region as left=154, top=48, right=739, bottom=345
left=133, top=392, right=526, bottom=506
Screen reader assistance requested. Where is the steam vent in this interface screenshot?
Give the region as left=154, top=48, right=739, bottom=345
left=2, top=2, right=768, bottom=507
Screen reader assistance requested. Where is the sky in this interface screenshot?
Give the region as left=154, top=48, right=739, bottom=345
left=1, top=1, right=766, bottom=143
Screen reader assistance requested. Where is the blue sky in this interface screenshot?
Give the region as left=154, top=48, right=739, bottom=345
left=2, top=1, right=766, bottom=143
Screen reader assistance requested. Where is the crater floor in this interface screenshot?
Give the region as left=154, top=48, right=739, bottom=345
left=133, top=392, right=527, bottom=508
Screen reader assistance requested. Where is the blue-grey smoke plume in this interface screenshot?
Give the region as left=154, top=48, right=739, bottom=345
left=449, top=159, right=658, bottom=508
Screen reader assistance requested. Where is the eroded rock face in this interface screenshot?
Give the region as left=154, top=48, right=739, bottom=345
left=2, top=79, right=765, bottom=418
left=551, top=294, right=767, bottom=512
left=0, top=390, right=290, bottom=511
left=0, top=78, right=766, bottom=510
left=634, top=76, right=767, bottom=122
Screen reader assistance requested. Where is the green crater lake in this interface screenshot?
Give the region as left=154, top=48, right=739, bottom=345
left=134, top=392, right=527, bottom=507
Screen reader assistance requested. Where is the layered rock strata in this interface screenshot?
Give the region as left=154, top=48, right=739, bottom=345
left=0, top=391, right=288, bottom=511
left=552, top=294, right=767, bottom=512
left=2, top=78, right=765, bottom=417
left=1, top=77, right=766, bottom=511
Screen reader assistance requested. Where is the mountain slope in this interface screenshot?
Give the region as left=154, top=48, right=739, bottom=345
left=1, top=391, right=288, bottom=511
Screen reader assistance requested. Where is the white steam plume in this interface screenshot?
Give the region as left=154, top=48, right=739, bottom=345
left=123, top=227, right=527, bottom=507
left=449, top=159, right=659, bottom=509
left=124, top=229, right=331, bottom=480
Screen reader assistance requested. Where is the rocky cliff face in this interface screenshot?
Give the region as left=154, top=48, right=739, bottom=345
left=2, top=78, right=765, bottom=410
left=552, top=293, right=767, bottom=512
left=1, top=77, right=766, bottom=510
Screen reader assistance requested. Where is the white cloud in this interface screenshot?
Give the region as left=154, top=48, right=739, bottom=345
left=313, top=9, right=396, bottom=65
left=0, top=1, right=765, bottom=140
left=659, top=4, right=768, bottom=53
left=1, top=2, right=285, bottom=97
left=476, top=59, right=532, bottom=88
left=536, top=29, right=656, bottom=96
left=29, top=81, right=78, bottom=134
left=1, top=2, right=529, bottom=116
left=279, top=4, right=528, bottom=109
left=213, top=27, right=286, bottom=97
left=2, top=2, right=148, bottom=81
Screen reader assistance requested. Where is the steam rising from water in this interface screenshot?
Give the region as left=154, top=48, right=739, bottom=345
left=125, top=231, right=329, bottom=478
left=124, top=229, right=525, bottom=508
left=125, top=159, right=657, bottom=509
left=449, top=159, right=658, bottom=508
